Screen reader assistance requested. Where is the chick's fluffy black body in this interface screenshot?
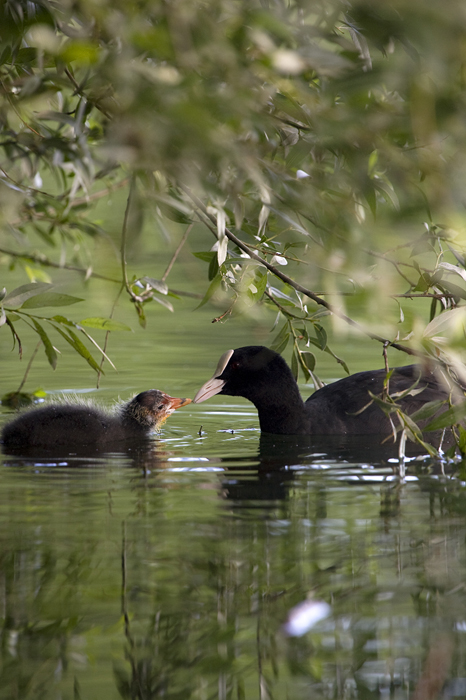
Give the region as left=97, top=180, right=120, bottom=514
left=1, top=390, right=189, bottom=450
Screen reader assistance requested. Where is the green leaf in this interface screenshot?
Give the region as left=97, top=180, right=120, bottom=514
left=324, top=346, right=349, bottom=374
left=389, top=374, right=422, bottom=401
left=438, top=279, right=466, bottom=301
left=364, top=183, right=377, bottom=219
left=409, top=399, right=449, bottom=424
left=268, top=286, right=299, bottom=306
left=270, top=323, right=290, bottom=354
left=52, top=325, right=102, bottom=373
left=367, top=391, right=395, bottom=412
left=1, top=391, right=37, bottom=409
left=140, top=277, right=169, bottom=295
left=314, top=324, right=327, bottom=351
left=59, top=40, right=100, bottom=65
left=32, top=318, right=58, bottom=369
left=247, top=269, right=267, bottom=303
left=398, top=411, right=423, bottom=439
left=208, top=254, right=219, bottom=281
left=297, top=350, right=314, bottom=382
left=3, top=283, right=53, bottom=307
left=22, top=292, right=83, bottom=309
left=285, top=140, right=312, bottom=170
left=291, top=348, right=298, bottom=380
left=368, top=149, right=378, bottom=175
left=448, top=246, right=466, bottom=267
left=413, top=274, right=430, bottom=292
left=301, top=351, right=316, bottom=372
left=411, top=236, right=434, bottom=258
left=153, top=296, right=174, bottom=312
left=79, top=318, right=132, bottom=331
left=458, top=426, right=466, bottom=454
left=195, top=273, right=223, bottom=309
left=254, top=270, right=268, bottom=298
left=135, top=302, right=146, bottom=329
left=423, top=307, right=466, bottom=337
left=156, top=200, right=191, bottom=223
left=193, top=252, right=216, bottom=263
left=50, top=315, right=75, bottom=326
left=412, top=435, right=438, bottom=458
left=4, top=314, right=20, bottom=353
left=373, top=178, right=399, bottom=210
left=424, top=404, right=466, bottom=432
left=17, top=48, right=37, bottom=64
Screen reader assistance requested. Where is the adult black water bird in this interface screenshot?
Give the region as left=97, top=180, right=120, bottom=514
left=193, top=346, right=458, bottom=435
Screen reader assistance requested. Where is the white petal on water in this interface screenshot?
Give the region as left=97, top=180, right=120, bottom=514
left=283, top=599, right=332, bottom=637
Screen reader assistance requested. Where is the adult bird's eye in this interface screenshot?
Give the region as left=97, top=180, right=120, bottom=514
left=230, top=361, right=240, bottom=370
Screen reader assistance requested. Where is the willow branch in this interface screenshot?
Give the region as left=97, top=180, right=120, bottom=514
left=65, top=68, right=112, bottom=120
left=0, top=80, right=43, bottom=137
left=182, top=184, right=417, bottom=357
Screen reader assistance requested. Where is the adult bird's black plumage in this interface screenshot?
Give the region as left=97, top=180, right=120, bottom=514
left=193, top=346, right=459, bottom=435
left=1, top=390, right=191, bottom=450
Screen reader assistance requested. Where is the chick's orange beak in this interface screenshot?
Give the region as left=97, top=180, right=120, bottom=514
left=165, top=395, right=192, bottom=411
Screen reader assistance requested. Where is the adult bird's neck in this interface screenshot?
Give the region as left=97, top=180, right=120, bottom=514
left=248, top=378, right=309, bottom=435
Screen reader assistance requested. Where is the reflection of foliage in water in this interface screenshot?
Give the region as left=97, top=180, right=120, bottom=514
left=0, top=438, right=466, bottom=697
left=105, top=465, right=466, bottom=699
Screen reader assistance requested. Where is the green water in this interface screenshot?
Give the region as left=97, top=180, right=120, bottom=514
left=1, top=262, right=466, bottom=699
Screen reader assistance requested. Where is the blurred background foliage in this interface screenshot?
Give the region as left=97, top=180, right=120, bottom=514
left=2, top=0, right=466, bottom=386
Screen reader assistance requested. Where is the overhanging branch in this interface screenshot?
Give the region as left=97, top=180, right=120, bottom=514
left=181, top=184, right=417, bottom=358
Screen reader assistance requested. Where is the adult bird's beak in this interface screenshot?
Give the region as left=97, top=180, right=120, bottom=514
left=193, top=349, right=234, bottom=403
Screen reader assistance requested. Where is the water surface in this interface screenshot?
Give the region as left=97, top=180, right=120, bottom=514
left=1, top=387, right=466, bottom=699
left=1, top=273, right=466, bottom=699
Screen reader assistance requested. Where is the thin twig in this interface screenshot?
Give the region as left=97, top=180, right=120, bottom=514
left=0, top=165, right=49, bottom=196
left=121, top=177, right=136, bottom=297
left=0, top=247, right=200, bottom=299
left=17, top=341, right=42, bottom=393
left=368, top=248, right=417, bottom=287
left=212, top=296, right=237, bottom=323
left=96, top=284, right=125, bottom=389
left=66, top=177, right=130, bottom=206
left=394, top=292, right=457, bottom=299
left=273, top=194, right=436, bottom=287
left=0, top=247, right=121, bottom=283
left=162, top=223, right=193, bottom=282
left=382, top=342, right=390, bottom=399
